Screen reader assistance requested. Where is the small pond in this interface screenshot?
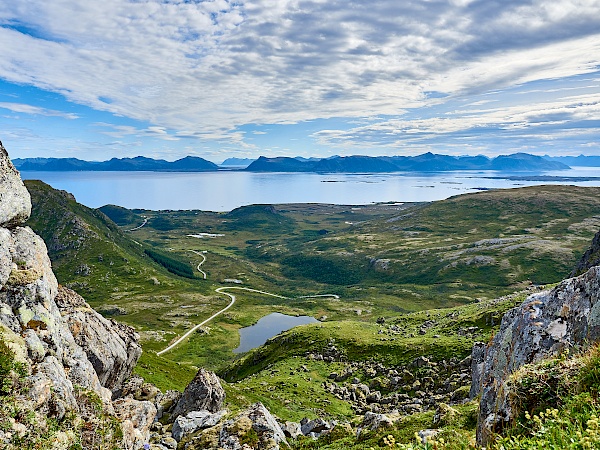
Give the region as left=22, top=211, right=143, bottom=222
left=233, top=312, right=319, bottom=354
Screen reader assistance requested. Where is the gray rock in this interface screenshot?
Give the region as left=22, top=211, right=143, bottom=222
left=113, top=397, right=157, bottom=450
left=155, top=390, right=181, bottom=420
left=172, top=409, right=227, bottom=441
left=218, top=402, right=287, bottom=450
left=55, top=286, right=142, bottom=393
left=301, top=417, right=331, bottom=436
left=418, top=429, right=441, bottom=445
left=171, top=368, right=225, bottom=418
left=0, top=141, right=31, bottom=228
left=469, top=342, right=486, bottom=399
left=475, top=266, right=600, bottom=445
left=160, top=436, right=177, bottom=449
left=0, top=228, right=11, bottom=288
left=356, top=411, right=393, bottom=437
left=280, top=421, right=302, bottom=439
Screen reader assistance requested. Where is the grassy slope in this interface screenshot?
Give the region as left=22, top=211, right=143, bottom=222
left=23, top=182, right=600, bottom=393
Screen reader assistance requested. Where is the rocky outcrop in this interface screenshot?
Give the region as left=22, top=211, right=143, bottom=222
left=55, top=285, right=142, bottom=393
left=0, top=141, right=31, bottom=228
left=219, top=403, right=288, bottom=450
left=0, top=143, right=152, bottom=449
left=170, top=368, right=225, bottom=418
left=473, top=265, right=600, bottom=445
left=571, top=228, right=600, bottom=276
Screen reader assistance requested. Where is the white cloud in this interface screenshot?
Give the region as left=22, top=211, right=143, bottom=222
left=0, top=0, right=598, bottom=151
left=0, top=102, right=79, bottom=119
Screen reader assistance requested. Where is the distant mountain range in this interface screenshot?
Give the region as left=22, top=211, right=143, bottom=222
left=220, top=157, right=256, bottom=167
left=245, top=153, right=569, bottom=172
left=13, top=155, right=219, bottom=172
left=543, top=155, right=600, bottom=167
left=14, top=152, right=581, bottom=173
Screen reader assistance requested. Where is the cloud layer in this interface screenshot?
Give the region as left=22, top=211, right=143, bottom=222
left=0, top=0, right=599, bottom=156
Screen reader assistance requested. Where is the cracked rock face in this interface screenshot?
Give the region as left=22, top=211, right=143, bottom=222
left=473, top=266, right=600, bottom=445
left=55, top=286, right=142, bottom=393
left=0, top=142, right=152, bottom=449
left=0, top=141, right=31, bottom=228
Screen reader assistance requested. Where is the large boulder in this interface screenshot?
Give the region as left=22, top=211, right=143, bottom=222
left=170, top=368, right=225, bottom=418
left=55, top=286, right=142, bottom=393
left=172, top=409, right=227, bottom=442
left=0, top=141, right=31, bottom=228
left=219, top=403, right=287, bottom=450
left=473, top=266, right=600, bottom=445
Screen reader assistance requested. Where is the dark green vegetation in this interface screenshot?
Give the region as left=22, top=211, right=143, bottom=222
left=144, top=248, right=196, bottom=278
left=21, top=181, right=600, bottom=448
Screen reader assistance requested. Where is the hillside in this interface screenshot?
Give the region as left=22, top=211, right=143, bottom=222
left=7, top=157, right=600, bottom=449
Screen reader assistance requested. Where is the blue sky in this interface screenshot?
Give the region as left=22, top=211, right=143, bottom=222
left=0, top=0, right=599, bottom=163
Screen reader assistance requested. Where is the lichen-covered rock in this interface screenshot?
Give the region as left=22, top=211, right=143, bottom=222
left=219, top=403, right=287, bottom=450
left=0, top=141, right=31, bottom=228
left=171, top=368, right=225, bottom=418
left=356, top=412, right=393, bottom=437
left=474, top=266, right=600, bottom=445
left=172, top=409, right=227, bottom=441
left=55, top=285, right=142, bottom=392
left=114, top=397, right=157, bottom=450
left=0, top=145, right=151, bottom=449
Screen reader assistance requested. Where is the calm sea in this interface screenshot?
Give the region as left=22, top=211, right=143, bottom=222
left=21, top=167, right=600, bottom=212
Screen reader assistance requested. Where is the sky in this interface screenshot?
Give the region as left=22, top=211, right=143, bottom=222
left=0, top=0, right=599, bottom=163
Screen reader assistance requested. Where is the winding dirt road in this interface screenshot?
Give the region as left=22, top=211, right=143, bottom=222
left=126, top=217, right=147, bottom=231
left=157, top=252, right=339, bottom=355
left=189, top=250, right=207, bottom=279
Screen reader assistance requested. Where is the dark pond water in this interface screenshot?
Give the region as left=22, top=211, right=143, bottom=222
left=233, top=312, right=319, bottom=354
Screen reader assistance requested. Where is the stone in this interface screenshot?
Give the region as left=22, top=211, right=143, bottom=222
left=0, top=141, right=31, bottom=228
left=356, top=411, right=393, bottom=437
left=155, top=390, right=182, bottom=420
left=418, top=429, right=441, bottom=445
left=170, top=368, right=225, bottom=418
left=300, top=417, right=331, bottom=436
left=172, top=409, right=227, bottom=441
left=280, top=421, right=302, bottom=439
left=55, top=286, right=142, bottom=393
left=113, top=397, right=157, bottom=450
left=474, top=266, right=600, bottom=445
left=219, top=403, right=287, bottom=450
left=469, top=342, right=486, bottom=399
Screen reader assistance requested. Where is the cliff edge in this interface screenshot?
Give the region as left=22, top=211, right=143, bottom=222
left=0, top=141, right=154, bottom=449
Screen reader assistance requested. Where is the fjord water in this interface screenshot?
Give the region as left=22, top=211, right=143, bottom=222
left=21, top=167, right=600, bottom=211
left=233, top=312, right=319, bottom=354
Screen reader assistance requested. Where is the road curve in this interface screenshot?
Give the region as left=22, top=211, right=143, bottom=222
left=126, top=217, right=148, bottom=232
left=157, top=248, right=339, bottom=355
left=189, top=250, right=207, bottom=279
left=157, top=286, right=236, bottom=356
left=157, top=286, right=338, bottom=355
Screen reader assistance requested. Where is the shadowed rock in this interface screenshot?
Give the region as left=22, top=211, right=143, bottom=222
left=55, top=286, right=142, bottom=393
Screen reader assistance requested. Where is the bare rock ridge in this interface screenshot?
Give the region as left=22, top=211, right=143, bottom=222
left=472, top=229, right=600, bottom=445
left=0, top=141, right=31, bottom=228
left=0, top=143, right=154, bottom=449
